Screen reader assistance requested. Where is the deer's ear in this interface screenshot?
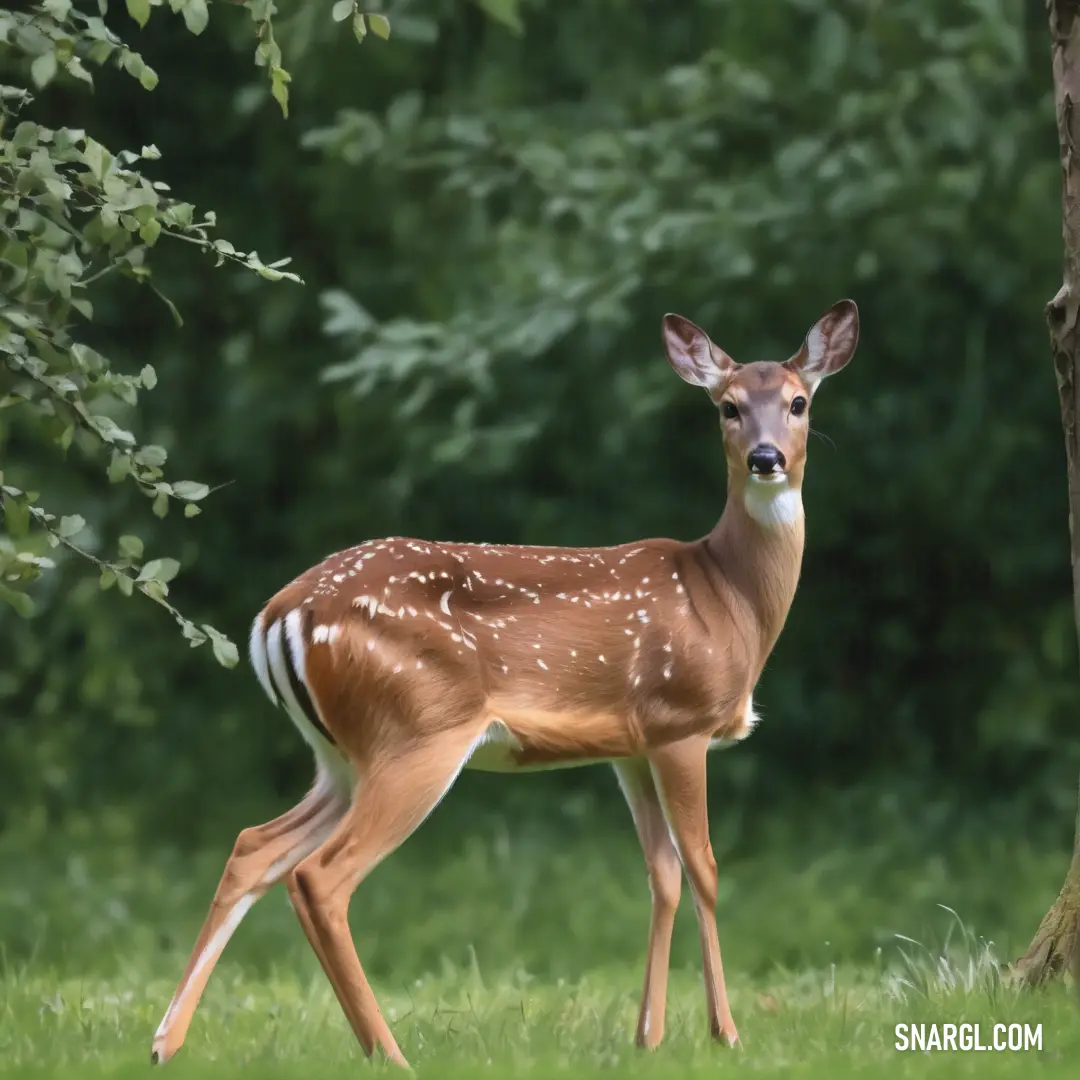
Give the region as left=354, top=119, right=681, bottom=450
left=786, top=299, right=859, bottom=392
left=662, top=314, right=735, bottom=390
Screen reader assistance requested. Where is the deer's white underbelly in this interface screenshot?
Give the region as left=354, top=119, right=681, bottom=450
left=462, top=697, right=760, bottom=773
left=462, top=719, right=609, bottom=773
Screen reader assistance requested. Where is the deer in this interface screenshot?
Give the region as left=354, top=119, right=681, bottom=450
left=150, top=300, right=859, bottom=1069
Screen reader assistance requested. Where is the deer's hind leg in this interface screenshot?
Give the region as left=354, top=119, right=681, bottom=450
left=151, top=769, right=349, bottom=1065
left=286, top=722, right=486, bottom=1068
left=613, top=759, right=684, bottom=1049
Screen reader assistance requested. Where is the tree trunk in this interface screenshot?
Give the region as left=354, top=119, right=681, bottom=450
left=1012, top=0, right=1080, bottom=989
left=1014, top=784, right=1080, bottom=984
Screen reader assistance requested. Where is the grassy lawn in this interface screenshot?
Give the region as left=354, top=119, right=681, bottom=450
left=3, top=962, right=1077, bottom=1078
left=2, top=781, right=1078, bottom=1076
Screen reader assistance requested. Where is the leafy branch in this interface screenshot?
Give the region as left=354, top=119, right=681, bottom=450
left=0, top=475, right=237, bottom=664
left=0, top=2, right=308, bottom=666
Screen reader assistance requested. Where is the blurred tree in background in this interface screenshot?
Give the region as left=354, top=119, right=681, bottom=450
left=0, top=0, right=1073, bottom=848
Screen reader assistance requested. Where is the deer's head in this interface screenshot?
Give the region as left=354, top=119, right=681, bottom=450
left=661, top=301, right=859, bottom=508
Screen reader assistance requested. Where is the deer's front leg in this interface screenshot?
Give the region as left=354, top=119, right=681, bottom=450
left=648, top=738, right=739, bottom=1047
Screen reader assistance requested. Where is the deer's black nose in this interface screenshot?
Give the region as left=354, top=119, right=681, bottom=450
left=747, top=444, right=785, bottom=474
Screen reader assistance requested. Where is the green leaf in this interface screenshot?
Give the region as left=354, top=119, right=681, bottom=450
left=135, top=444, right=167, bottom=468
left=139, top=64, right=159, bottom=91
left=152, top=491, right=169, bottom=518
left=107, top=452, right=132, bottom=484
left=474, top=0, right=523, bottom=34
left=353, top=11, right=367, bottom=41
left=30, top=52, right=58, bottom=89
left=172, top=481, right=210, bottom=501
left=58, top=514, right=85, bottom=538
left=140, top=364, right=157, bottom=389
left=205, top=627, right=240, bottom=668
left=12, top=122, right=39, bottom=149
left=116, top=572, right=134, bottom=597
left=0, top=584, right=35, bottom=618
left=164, top=202, right=194, bottom=229
left=2, top=494, right=30, bottom=539
left=139, top=218, right=161, bottom=246
left=271, top=67, right=291, bottom=118
left=119, top=534, right=144, bottom=559
left=138, top=557, right=180, bottom=584
left=332, top=0, right=354, bottom=22
left=82, top=138, right=109, bottom=180
left=368, top=13, right=390, bottom=39
left=90, top=415, right=136, bottom=446
left=184, top=503, right=201, bottom=518
left=321, top=289, right=376, bottom=337
left=126, top=0, right=151, bottom=28
left=213, top=637, right=239, bottom=667
left=181, top=0, right=209, bottom=34
left=99, top=569, right=116, bottom=590
left=181, top=620, right=207, bottom=645
left=141, top=579, right=168, bottom=602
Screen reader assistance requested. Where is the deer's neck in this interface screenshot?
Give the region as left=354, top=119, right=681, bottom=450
left=700, top=478, right=806, bottom=661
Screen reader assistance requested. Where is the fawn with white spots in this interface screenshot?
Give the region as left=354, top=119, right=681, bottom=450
left=152, top=300, right=859, bottom=1068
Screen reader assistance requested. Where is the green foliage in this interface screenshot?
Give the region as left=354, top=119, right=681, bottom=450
left=0, top=2, right=304, bottom=663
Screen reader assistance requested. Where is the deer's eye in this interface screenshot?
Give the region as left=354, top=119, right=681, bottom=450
left=720, top=401, right=739, bottom=420
left=790, top=396, right=808, bottom=417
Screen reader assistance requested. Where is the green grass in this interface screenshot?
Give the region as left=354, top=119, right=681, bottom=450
left=3, top=959, right=1078, bottom=1078
left=3, top=952, right=1078, bottom=1078
left=2, top=781, right=1079, bottom=1077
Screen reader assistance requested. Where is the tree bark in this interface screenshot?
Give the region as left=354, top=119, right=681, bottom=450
left=1012, top=0, right=1080, bottom=989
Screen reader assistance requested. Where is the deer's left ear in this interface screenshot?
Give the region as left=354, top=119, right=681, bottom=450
left=785, top=299, right=859, bottom=392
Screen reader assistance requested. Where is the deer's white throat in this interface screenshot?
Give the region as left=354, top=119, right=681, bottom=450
left=743, top=475, right=803, bottom=529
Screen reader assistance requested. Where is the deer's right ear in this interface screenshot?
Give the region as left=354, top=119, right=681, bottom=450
left=662, top=314, right=735, bottom=390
